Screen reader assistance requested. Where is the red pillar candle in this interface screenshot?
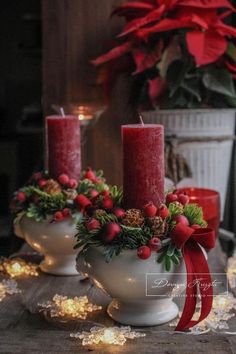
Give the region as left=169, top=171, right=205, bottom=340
left=122, top=124, right=165, bottom=209
left=46, top=115, right=81, bottom=180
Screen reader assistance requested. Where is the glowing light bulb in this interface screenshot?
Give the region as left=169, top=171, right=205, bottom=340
left=102, top=329, right=116, bottom=344
left=0, top=258, right=39, bottom=278
left=38, top=295, right=102, bottom=320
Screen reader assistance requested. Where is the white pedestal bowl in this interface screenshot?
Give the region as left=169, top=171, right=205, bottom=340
left=14, top=216, right=79, bottom=276
left=76, top=247, right=186, bottom=326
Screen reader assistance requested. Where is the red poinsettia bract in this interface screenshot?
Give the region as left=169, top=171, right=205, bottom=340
left=92, top=0, right=236, bottom=106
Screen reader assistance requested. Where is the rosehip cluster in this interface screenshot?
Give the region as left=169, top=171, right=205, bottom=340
left=53, top=208, right=71, bottom=221
left=166, top=191, right=189, bottom=206
left=137, top=236, right=162, bottom=260
left=143, top=201, right=170, bottom=219
left=58, top=174, right=78, bottom=189
left=84, top=167, right=101, bottom=184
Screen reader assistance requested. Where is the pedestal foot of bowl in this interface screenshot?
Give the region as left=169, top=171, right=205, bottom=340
left=107, top=298, right=179, bottom=326
left=40, top=254, right=78, bottom=276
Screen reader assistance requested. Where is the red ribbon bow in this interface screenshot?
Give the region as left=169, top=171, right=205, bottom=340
left=171, top=223, right=215, bottom=331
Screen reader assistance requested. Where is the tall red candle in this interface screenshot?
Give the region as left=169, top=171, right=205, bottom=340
left=46, top=115, right=81, bottom=180
left=122, top=124, right=165, bottom=209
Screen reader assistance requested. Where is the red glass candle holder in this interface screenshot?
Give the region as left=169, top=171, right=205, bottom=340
left=178, top=188, right=220, bottom=237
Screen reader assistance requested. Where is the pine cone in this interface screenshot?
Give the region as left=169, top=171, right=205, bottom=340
left=93, top=209, right=107, bottom=218
left=43, top=179, right=62, bottom=195
left=122, top=209, right=144, bottom=227
left=63, top=189, right=77, bottom=200
left=148, top=216, right=166, bottom=237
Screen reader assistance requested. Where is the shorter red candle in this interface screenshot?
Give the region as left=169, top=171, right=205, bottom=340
left=46, top=115, right=81, bottom=180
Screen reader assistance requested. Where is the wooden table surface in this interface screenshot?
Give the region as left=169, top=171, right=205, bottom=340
left=1, top=243, right=236, bottom=354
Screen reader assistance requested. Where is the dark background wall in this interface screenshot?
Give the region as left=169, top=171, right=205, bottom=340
left=42, top=0, right=136, bottom=187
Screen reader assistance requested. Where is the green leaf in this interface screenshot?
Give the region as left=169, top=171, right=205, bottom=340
left=171, top=254, right=180, bottom=266
left=157, top=37, right=181, bottom=79
left=224, top=95, right=236, bottom=108
left=167, top=60, right=188, bottom=98
left=175, top=248, right=182, bottom=258
left=202, top=68, right=236, bottom=98
left=227, top=42, right=236, bottom=63
left=180, top=80, right=202, bottom=102
left=157, top=251, right=166, bottom=264
left=167, top=243, right=175, bottom=257
left=165, top=256, right=171, bottom=272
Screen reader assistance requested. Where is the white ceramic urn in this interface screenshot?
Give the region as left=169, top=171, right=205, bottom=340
left=14, top=216, right=79, bottom=276
left=76, top=247, right=186, bottom=326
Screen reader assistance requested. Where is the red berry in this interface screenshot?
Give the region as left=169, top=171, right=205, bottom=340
left=103, top=222, right=121, bottom=242
left=86, top=218, right=101, bottom=231
left=84, top=168, right=97, bottom=182
left=166, top=193, right=178, bottom=204
left=191, top=224, right=201, bottom=230
left=137, top=246, right=151, bottom=260
left=62, top=208, right=71, bottom=217
left=113, top=208, right=125, bottom=219
left=38, top=179, right=47, bottom=188
left=102, top=197, right=114, bottom=210
left=101, top=190, right=110, bottom=197
left=143, top=202, right=157, bottom=217
left=75, top=194, right=92, bottom=209
left=89, top=189, right=99, bottom=199
left=54, top=211, right=64, bottom=221
left=178, top=193, right=190, bottom=206
left=58, top=174, right=70, bottom=185
left=174, top=215, right=189, bottom=226
left=158, top=206, right=170, bottom=219
left=149, top=237, right=162, bottom=251
left=17, top=192, right=26, bottom=202
left=67, top=179, right=78, bottom=189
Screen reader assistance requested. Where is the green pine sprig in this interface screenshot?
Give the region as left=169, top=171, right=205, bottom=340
left=183, top=203, right=207, bottom=227
left=109, top=185, right=123, bottom=206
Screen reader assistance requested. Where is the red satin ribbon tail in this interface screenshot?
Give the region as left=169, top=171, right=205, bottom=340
left=187, top=243, right=213, bottom=328
left=175, top=246, right=197, bottom=331
left=175, top=242, right=213, bottom=331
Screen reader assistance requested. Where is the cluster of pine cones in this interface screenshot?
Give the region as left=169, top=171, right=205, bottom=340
left=121, top=208, right=166, bottom=237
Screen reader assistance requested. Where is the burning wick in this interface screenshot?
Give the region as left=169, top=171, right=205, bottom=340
left=60, top=107, right=65, bottom=117
left=139, top=114, right=144, bottom=126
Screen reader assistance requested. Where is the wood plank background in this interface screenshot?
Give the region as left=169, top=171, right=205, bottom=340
left=42, top=0, right=137, bottom=186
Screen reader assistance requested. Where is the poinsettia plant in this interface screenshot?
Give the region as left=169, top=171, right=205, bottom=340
left=93, top=0, right=236, bottom=109
left=11, top=168, right=110, bottom=223
left=75, top=189, right=207, bottom=271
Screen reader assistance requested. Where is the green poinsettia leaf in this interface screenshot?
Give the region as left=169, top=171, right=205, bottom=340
left=227, top=42, right=236, bottom=63
left=180, top=79, right=202, bottom=102
left=202, top=68, right=236, bottom=98
left=224, top=95, right=236, bottom=108
left=166, top=60, right=188, bottom=98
